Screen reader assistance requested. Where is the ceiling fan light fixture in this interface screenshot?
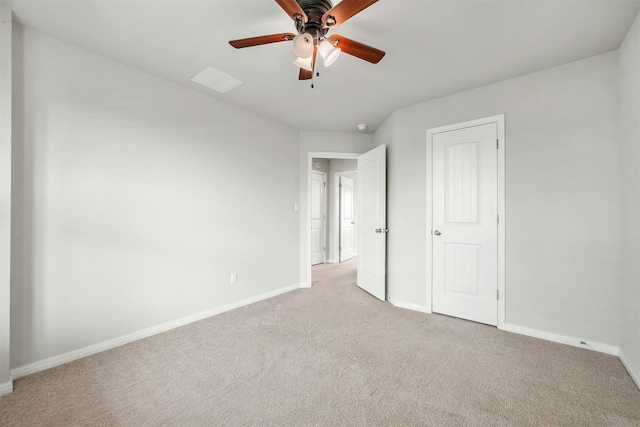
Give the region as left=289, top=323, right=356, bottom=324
left=318, top=40, right=341, bottom=67
left=293, top=56, right=314, bottom=72
left=292, top=32, right=314, bottom=59
left=229, top=0, right=386, bottom=80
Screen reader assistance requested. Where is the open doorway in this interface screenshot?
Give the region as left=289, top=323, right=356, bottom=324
left=303, top=153, right=359, bottom=289
left=310, top=157, right=358, bottom=271
left=303, top=147, right=387, bottom=301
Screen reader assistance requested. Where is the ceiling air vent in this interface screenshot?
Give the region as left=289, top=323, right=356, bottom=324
left=190, top=66, right=242, bottom=94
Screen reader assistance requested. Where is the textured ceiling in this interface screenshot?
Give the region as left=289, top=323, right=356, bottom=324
left=10, top=0, right=640, bottom=132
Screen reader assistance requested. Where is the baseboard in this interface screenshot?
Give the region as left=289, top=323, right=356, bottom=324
left=389, top=299, right=431, bottom=314
left=619, top=349, right=640, bottom=390
left=299, top=282, right=311, bottom=288
left=383, top=305, right=619, bottom=357
left=0, top=379, right=13, bottom=396
left=11, top=283, right=302, bottom=380
left=325, top=258, right=338, bottom=264
left=503, top=323, right=619, bottom=356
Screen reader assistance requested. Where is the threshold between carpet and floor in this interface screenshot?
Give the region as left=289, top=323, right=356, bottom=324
left=1, top=257, right=639, bottom=426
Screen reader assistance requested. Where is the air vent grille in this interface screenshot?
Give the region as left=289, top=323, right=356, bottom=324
left=190, top=66, right=242, bottom=94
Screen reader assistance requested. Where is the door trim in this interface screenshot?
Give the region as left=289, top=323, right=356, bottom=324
left=303, top=152, right=361, bottom=288
left=425, top=114, right=506, bottom=329
left=311, top=170, right=327, bottom=265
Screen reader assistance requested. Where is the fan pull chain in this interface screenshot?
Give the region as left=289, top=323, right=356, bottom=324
left=311, top=72, right=320, bottom=89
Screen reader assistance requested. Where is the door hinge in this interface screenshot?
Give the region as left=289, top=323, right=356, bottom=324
left=496, top=139, right=499, bottom=149
left=323, top=182, right=326, bottom=187
left=339, top=183, right=342, bottom=188
left=497, top=289, right=500, bottom=300
left=496, top=214, right=499, bottom=225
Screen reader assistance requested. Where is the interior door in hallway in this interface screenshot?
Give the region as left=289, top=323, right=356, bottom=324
left=357, top=145, right=386, bottom=301
left=311, top=170, right=326, bottom=266
left=432, top=123, right=498, bottom=325
left=340, top=176, right=355, bottom=262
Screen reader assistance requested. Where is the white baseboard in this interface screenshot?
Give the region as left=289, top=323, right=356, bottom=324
left=385, top=304, right=619, bottom=357
left=299, top=282, right=311, bottom=288
left=619, top=349, right=640, bottom=390
left=0, top=380, right=13, bottom=396
left=503, top=323, right=619, bottom=356
left=389, top=299, right=432, bottom=314
left=11, top=283, right=302, bottom=380
left=325, top=258, right=338, bottom=264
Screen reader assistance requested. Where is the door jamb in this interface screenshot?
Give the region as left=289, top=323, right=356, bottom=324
left=425, top=114, right=506, bottom=329
left=303, top=153, right=361, bottom=288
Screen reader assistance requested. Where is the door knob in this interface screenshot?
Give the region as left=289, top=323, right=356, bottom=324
left=375, top=228, right=382, bottom=233
left=375, top=228, right=389, bottom=234
left=434, top=230, right=441, bottom=236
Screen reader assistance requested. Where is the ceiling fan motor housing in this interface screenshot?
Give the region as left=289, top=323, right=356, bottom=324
left=296, top=0, right=333, bottom=38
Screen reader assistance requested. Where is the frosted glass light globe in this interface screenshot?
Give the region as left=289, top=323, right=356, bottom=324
left=292, top=33, right=314, bottom=59
left=293, top=56, right=313, bottom=71
left=318, top=40, right=341, bottom=67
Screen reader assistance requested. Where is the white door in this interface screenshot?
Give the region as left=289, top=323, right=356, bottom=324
left=311, top=171, right=326, bottom=266
left=357, top=145, right=386, bottom=300
left=340, top=176, right=355, bottom=262
left=432, top=123, right=498, bottom=325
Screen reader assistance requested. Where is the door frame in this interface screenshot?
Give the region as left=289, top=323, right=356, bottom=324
left=310, top=170, right=328, bottom=265
left=303, top=152, right=361, bottom=288
left=425, top=114, right=506, bottom=329
left=334, top=170, right=357, bottom=263
left=0, top=2, right=13, bottom=396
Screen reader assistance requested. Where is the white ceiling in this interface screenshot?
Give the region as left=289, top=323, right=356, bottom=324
left=10, top=0, right=640, bottom=132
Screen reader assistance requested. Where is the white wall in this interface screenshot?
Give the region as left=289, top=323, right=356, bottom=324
left=375, top=52, right=621, bottom=347
left=299, top=132, right=374, bottom=285
left=311, top=158, right=330, bottom=173
left=11, top=26, right=300, bottom=369
left=619, top=11, right=640, bottom=384
left=0, top=0, right=13, bottom=394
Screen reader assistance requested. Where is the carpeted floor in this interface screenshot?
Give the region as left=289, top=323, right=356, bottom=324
left=1, top=257, right=640, bottom=426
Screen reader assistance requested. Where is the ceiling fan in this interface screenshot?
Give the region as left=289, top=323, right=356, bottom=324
left=229, top=0, right=385, bottom=81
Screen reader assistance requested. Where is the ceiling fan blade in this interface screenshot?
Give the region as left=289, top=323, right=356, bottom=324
left=229, top=33, right=295, bottom=49
left=332, top=35, right=385, bottom=64
left=275, top=0, right=308, bottom=22
left=298, top=46, right=317, bottom=80
left=299, top=68, right=313, bottom=80
left=322, top=0, right=378, bottom=28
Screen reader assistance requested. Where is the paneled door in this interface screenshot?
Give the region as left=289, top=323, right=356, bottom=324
left=357, top=145, right=386, bottom=301
left=311, top=170, right=326, bottom=266
left=339, top=176, right=355, bottom=262
left=432, top=123, right=498, bottom=325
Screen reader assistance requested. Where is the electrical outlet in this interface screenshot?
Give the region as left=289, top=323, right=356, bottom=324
left=230, top=273, right=237, bottom=284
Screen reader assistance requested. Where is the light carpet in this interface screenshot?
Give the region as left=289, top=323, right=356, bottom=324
left=1, top=258, right=639, bottom=426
